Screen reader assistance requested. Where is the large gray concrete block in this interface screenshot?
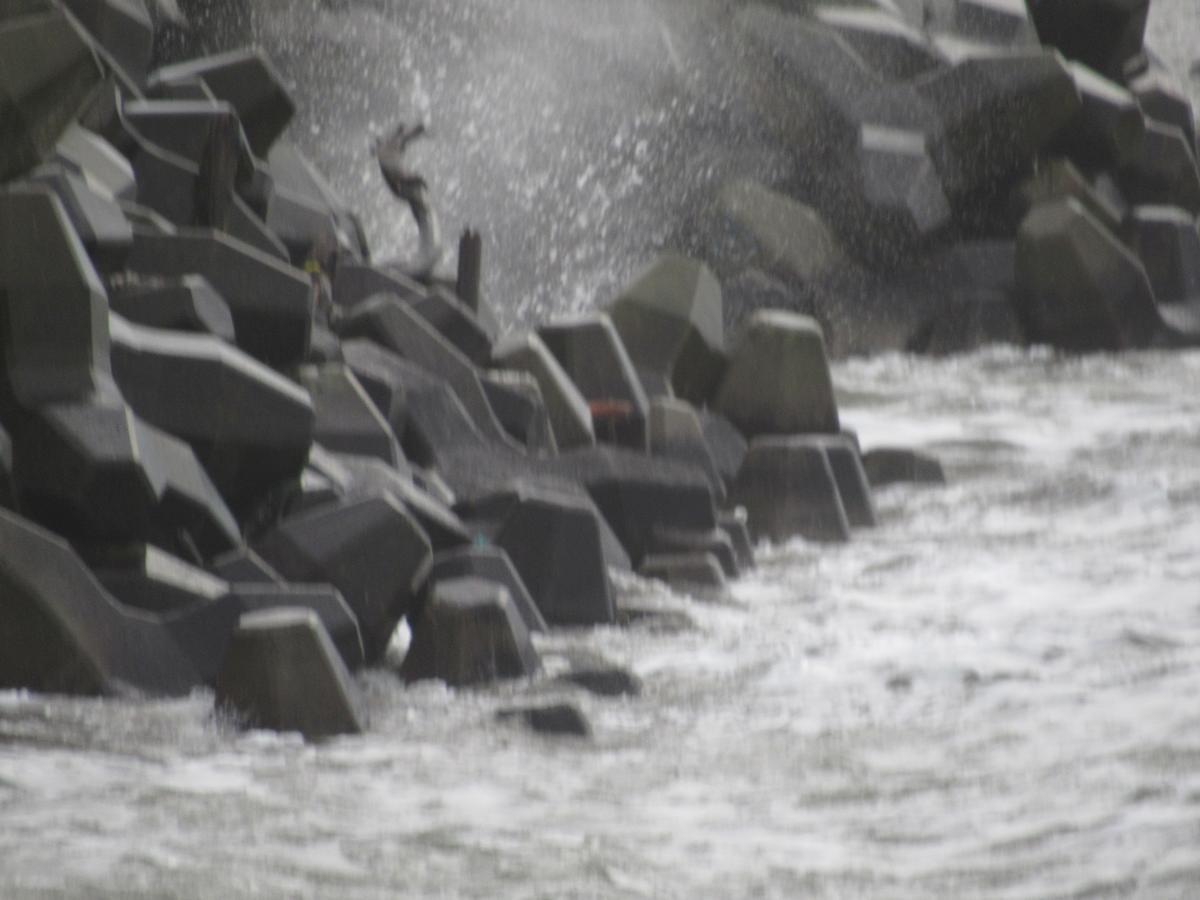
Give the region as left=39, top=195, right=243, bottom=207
left=1054, top=61, right=1145, bottom=169
left=1011, top=158, right=1124, bottom=234
left=639, top=552, right=727, bottom=592
left=1119, top=119, right=1200, bottom=214
left=807, top=433, right=877, bottom=528
left=1014, top=197, right=1164, bottom=351
left=697, top=410, right=748, bottom=491
left=12, top=388, right=242, bottom=557
left=608, top=254, right=727, bottom=406
left=1127, top=206, right=1200, bottom=307
left=26, top=162, right=133, bottom=270
left=646, top=525, right=739, bottom=579
left=60, top=0, right=153, bottom=86
left=430, top=545, right=548, bottom=634
left=492, top=330, right=595, bottom=450
left=537, top=313, right=649, bottom=451
left=461, top=483, right=615, bottom=627
left=89, top=545, right=364, bottom=669
left=332, top=261, right=424, bottom=308
left=107, top=274, right=236, bottom=341
left=481, top=369, right=557, bottom=455
left=298, top=364, right=401, bottom=467
left=342, top=338, right=486, bottom=467
left=411, top=286, right=497, bottom=367
left=917, top=48, right=1082, bottom=205
left=953, top=0, right=1038, bottom=46
left=0, top=508, right=207, bottom=696
left=0, top=187, right=111, bottom=407
left=215, top=609, right=364, bottom=740
left=148, top=49, right=295, bottom=157
left=648, top=397, right=725, bottom=502
left=126, top=227, right=313, bottom=367
left=0, top=10, right=105, bottom=181
left=53, top=122, right=136, bottom=202
left=330, top=450, right=471, bottom=552
left=336, top=294, right=515, bottom=448
left=714, top=310, right=840, bottom=438
left=1128, top=63, right=1197, bottom=151
left=1027, top=0, right=1149, bottom=81
left=549, top=445, right=719, bottom=568
left=731, top=437, right=852, bottom=544
left=253, top=495, right=432, bottom=664
left=267, top=141, right=366, bottom=263
left=402, top=577, right=540, bottom=688
left=108, top=313, right=314, bottom=511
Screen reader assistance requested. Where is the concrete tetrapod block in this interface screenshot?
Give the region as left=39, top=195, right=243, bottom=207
left=208, top=547, right=285, bottom=584
left=108, top=313, right=314, bottom=512
left=717, top=510, right=755, bottom=572
left=264, top=183, right=342, bottom=268
left=492, top=331, right=595, bottom=450
left=120, top=98, right=253, bottom=172
left=147, top=49, right=295, bottom=157
left=87, top=544, right=365, bottom=668
left=862, top=447, right=947, bottom=486
left=430, top=546, right=548, bottom=634
left=0, top=508, right=207, bottom=696
left=126, top=228, right=313, bottom=367
left=648, top=397, right=725, bottom=502
left=0, top=187, right=111, bottom=407
left=813, top=6, right=943, bottom=81
left=851, top=124, right=952, bottom=261
left=336, top=294, right=515, bottom=448
left=607, top=254, right=727, bottom=406
left=215, top=608, right=365, bottom=741
left=537, top=313, right=650, bottom=451
left=60, top=0, right=153, bottom=86
left=267, top=141, right=366, bottom=263
left=1054, top=62, right=1146, bottom=170
left=697, top=410, right=748, bottom=491
left=13, top=388, right=242, bottom=557
left=1011, top=158, right=1124, bottom=234
left=1027, top=0, right=1149, bottom=82
left=53, top=122, right=136, bottom=202
left=332, top=261, right=424, bottom=308
left=0, top=9, right=105, bottom=182
left=714, top=310, right=840, bottom=438
left=26, top=162, right=133, bottom=270
left=330, top=451, right=471, bottom=552
left=107, top=275, right=236, bottom=341
left=647, top=525, right=739, bottom=578
left=298, top=364, right=401, bottom=467
left=342, top=338, right=486, bottom=467
left=1128, top=64, right=1198, bottom=151
left=549, top=445, right=719, bottom=569
left=481, top=369, right=557, bottom=455
left=1127, top=206, right=1200, bottom=307
left=1014, top=197, right=1164, bottom=351
left=412, top=286, right=497, bottom=367
left=461, top=483, right=615, bottom=627
left=732, top=6, right=929, bottom=166
left=953, top=0, right=1038, bottom=46
left=639, top=552, right=727, bottom=592
left=916, top=48, right=1081, bottom=205
left=1120, top=120, right=1200, bottom=214
left=808, top=433, right=877, bottom=528
left=253, top=495, right=433, bottom=664
left=716, top=178, right=847, bottom=286
left=402, top=577, right=540, bottom=688
left=731, top=437, right=852, bottom=544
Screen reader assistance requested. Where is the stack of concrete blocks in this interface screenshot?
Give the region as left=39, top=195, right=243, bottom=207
left=0, top=0, right=945, bottom=740
left=710, top=0, right=1200, bottom=356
